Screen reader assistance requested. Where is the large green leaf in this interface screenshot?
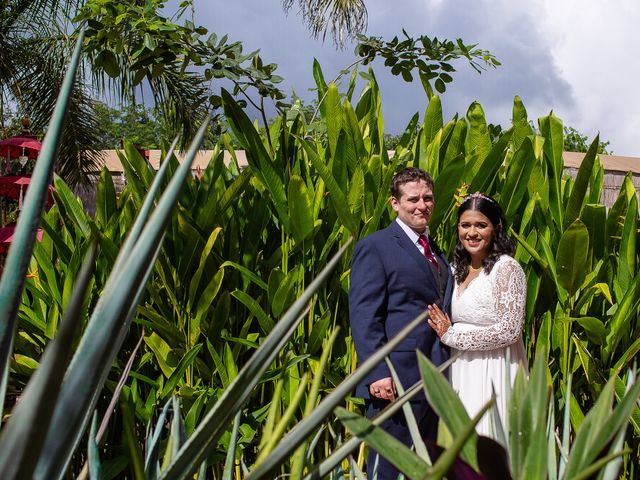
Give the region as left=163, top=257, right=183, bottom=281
left=464, top=102, right=492, bottom=175
left=288, top=175, right=314, bottom=243
left=301, top=139, right=358, bottom=235
left=564, top=136, right=599, bottom=229
left=501, top=137, right=535, bottom=221
left=538, top=112, right=564, bottom=229
left=323, top=83, right=343, bottom=156
left=222, top=89, right=289, bottom=230
left=556, top=219, right=589, bottom=297
left=430, top=154, right=465, bottom=231
left=423, top=94, right=443, bottom=146
left=616, top=193, right=637, bottom=292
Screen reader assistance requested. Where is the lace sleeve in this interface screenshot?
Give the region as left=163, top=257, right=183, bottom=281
left=441, top=258, right=527, bottom=351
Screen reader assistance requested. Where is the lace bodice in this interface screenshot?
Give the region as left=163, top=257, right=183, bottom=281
left=441, top=255, right=526, bottom=351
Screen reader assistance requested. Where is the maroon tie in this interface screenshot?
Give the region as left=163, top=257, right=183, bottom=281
left=418, top=235, right=439, bottom=271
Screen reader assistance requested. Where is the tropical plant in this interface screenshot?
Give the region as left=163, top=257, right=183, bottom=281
left=6, top=32, right=640, bottom=478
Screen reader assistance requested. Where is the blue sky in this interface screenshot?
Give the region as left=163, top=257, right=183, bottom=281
left=170, top=0, right=640, bottom=156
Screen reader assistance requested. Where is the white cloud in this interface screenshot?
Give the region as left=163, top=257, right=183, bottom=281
left=182, top=0, right=639, bottom=155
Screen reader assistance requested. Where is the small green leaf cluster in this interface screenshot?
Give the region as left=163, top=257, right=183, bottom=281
left=355, top=31, right=500, bottom=96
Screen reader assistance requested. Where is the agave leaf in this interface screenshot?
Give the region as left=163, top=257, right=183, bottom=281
left=336, top=407, right=430, bottom=480
left=386, top=358, right=429, bottom=462
left=222, top=412, right=242, bottom=480
left=246, top=311, right=429, bottom=480
left=604, top=270, right=640, bottom=363
left=563, top=369, right=640, bottom=477
left=564, top=136, right=599, bottom=229
left=159, top=242, right=351, bottom=479
left=0, top=243, right=95, bottom=479
left=303, top=357, right=456, bottom=480
left=146, top=399, right=174, bottom=480
left=0, top=29, right=85, bottom=416
left=416, top=350, right=478, bottom=469
left=430, top=397, right=496, bottom=479
left=291, top=328, right=341, bottom=478
left=35, top=121, right=209, bottom=480
left=88, top=413, right=101, bottom=480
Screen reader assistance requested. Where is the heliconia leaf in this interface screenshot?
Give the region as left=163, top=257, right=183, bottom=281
left=187, top=227, right=223, bottom=310
left=564, top=135, right=599, bottom=229
left=538, top=112, right=564, bottom=229
left=617, top=193, right=637, bottom=292
left=324, top=83, right=343, bottom=156
left=222, top=89, right=290, bottom=230
left=232, top=290, right=274, bottom=335
left=581, top=204, right=606, bottom=260
left=423, top=95, right=443, bottom=146
left=95, top=168, right=117, bottom=228
left=605, top=173, right=634, bottom=250
left=301, top=139, right=358, bottom=236
left=501, top=137, right=536, bottom=222
left=509, top=96, right=534, bottom=152
left=312, top=58, right=328, bottom=101
left=0, top=29, right=85, bottom=421
left=556, top=219, right=589, bottom=297
left=464, top=102, right=492, bottom=175
left=467, top=132, right=509, bottom=196
left=430, top=154, right=465, bottom=231
left=288, top=175, right=315, bottom=243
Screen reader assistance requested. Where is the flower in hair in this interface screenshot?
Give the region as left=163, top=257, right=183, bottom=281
left=454, top=182, right=470, bottom=207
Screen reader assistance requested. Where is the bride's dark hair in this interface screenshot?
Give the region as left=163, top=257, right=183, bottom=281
left=453, top=192, right=515, bottom=283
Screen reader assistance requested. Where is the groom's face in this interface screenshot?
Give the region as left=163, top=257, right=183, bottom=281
left=391, top=180, right=434, bottom=234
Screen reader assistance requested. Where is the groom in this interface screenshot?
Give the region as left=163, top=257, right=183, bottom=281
left=349, top=167, right=453, bottom=479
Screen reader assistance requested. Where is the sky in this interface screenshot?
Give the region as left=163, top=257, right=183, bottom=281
left=174, top=0, right=640, bottom=157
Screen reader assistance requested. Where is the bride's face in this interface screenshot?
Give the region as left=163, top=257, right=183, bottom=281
left=458, top=209, right=495, bottom=260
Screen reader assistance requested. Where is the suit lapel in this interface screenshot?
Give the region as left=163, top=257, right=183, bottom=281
left=389, top=221, right=434, bottom=280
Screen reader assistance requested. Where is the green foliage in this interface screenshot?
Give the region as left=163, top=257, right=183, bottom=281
left=565, top=126, right=611, bottom=154
left=356, top=32, right=500, bottom=98
left=3, top=50, right=639, bottom=479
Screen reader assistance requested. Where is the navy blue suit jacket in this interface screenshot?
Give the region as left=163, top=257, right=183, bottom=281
left=349, top=220, right=453, bottom=398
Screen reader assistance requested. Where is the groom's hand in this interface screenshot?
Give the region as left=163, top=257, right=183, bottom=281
left=369, top=377, right=396, bottom=401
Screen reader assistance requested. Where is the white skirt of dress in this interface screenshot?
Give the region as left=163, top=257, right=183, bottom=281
left=450, top=337, right=528, bottom=439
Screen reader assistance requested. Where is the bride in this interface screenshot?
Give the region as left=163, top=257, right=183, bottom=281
left=427, top=192, right=528, bottom=438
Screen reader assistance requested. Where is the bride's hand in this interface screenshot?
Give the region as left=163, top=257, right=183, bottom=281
left=427, top=304, right=451, bottom=337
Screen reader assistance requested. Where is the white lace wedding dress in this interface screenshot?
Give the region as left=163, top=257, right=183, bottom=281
left=440, top=255, right=528, bottom=439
